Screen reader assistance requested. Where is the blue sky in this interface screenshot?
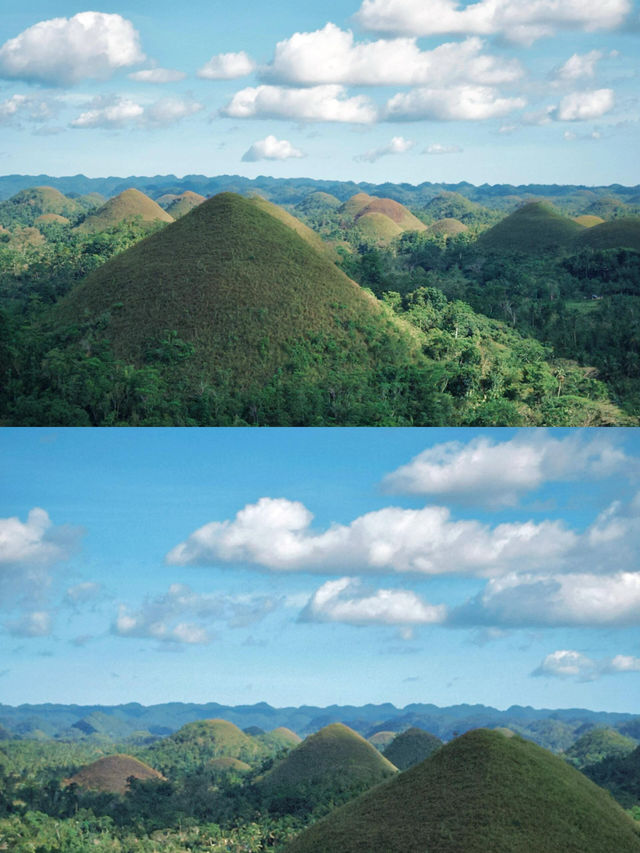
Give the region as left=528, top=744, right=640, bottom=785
left=1, top=427, right=640, bottom=712
left=0, top=0, right=638, bottom=185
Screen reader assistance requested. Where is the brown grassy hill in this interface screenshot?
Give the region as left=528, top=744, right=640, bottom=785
left=35, top=213, right=70, bottom=226
left=53, top=192, right=421, bottom=389
left=356, top=197, right=427, bottom=232
left=75, top=188, right=174, bottom=233
left=573, top=218, right=640, bottom=252
left=356, top=211, right=403, bottom=244
left=165, top=191, right=206, bottom=219
left=209, top=756, right=252, bottom=773
left=428, top=217, right=468, bottom=238
left=65, top=754, right=164, bottom=795
left=574, top=214, right=605, bottom=228
left=339, top=192, right=374, bottom=218
left=284, top=729, right=640, bottom=853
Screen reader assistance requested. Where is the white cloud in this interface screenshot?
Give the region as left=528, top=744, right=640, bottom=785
left=112, top=583, right=279, bottom=645
left=128, top=67, right=187, bottom=83
left=382, top=432, right=633, bottom=506
left=533, top=649, right=640, bottom=680
left=451, top=570, right=640, bottom=628
left=242, top=135, right=304, bottom=162
left=356, top=135, right=414, bottom=162
left=553, top=50, right=603, bottom=83
left=223, top=84, right=377, bottom=123
left=423, top=143, right=463, bottom=154
left=264, top=24, right=521, bottom=87
left=0, top=508, right=80, bottom=574
left=70, top=95, right=202, bottom=128
left=0, top=12, right=145, bottom=86
left=354, top=0, right=630, bottom=45
left=6, top=610, right=53, bottom=638
left=555, top=88, right=614, bottom=121
left=166, top=497, right=575, bottom=577
left=300, top=577, right=447, bottom=626
left=385, top=85, right=525, bottom=121
left=198, top=51, right=255, bottom=80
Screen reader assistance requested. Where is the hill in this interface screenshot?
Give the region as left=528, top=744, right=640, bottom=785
left=339, top=192, right=374, bottom=218
left=584, top=744, right=640, bottom=807
left=572, top=218, right=640, bottom=251
left=368, top=731, right=396, bottom=751
left=257, top=723, right=397, bottom=804
left=65, top=754, right=164, bottom=795
left=423, top=191, right=484, bottom=223
left=574, top=214, right=605, bottom=228
left=249, top=195, right=337, bottom=260
left=52, top=192, right=423, bottom=395
left=0, top=186, right=83, bottom=227
left=209, top=756, right=252, bottom=774
left=165, top=191, right=206, bottom=219
left=34, top=213, right=70, bottom=226
left=74, top=188, right=174, bottom=233
left=428, top=217, right=468, bottom=238
left=256, top=726, right=302, bottom=752
left=355, top=211, right=403, bottom=244
left=382, top=727, right=442, bottom=770
left=284, top=729, right=640, bottom=853
left=564, top=728, right=637, bottom=770
left=296, top=191, right=342, bottom=216
left=477, top=201, right=585, bottom=253
left=355, top=197, right=426, bottom=232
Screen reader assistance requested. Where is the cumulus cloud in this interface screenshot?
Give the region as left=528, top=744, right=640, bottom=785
left=264, top=25, right=521, bottom=87
left=198, top=51, right=255, bottom=80
left=356, top=135, right=414, bottom=162
left=0, top=93, right=58, bottom=124
left=6, top=610, right=53, bottom=638
left=112, top=583, right=279, bottom=645
left=70, top=95, right=202, bottom=128
left=166, top=496, right=575, bottom=577
left=450, top=570, right=640, bottom=628
left=242, top=134, right=304, bottom=162
left=533, top=649, right=640, bottom=680
left=555, top=88, right=615, bottom=121
left=382, top=431, right=633, bottom=506
left=300, top=577, right=447, bottom=626
left=0, top=12, right=145, bottom=86
left=552, top=50, right=603, bottom=83
left=223, top=84, right=377, bottom=123
left=423, top=143, right=463, bottom=154
left=354, top=0, right=630, bottom=45
left=128, top=67, right=187, bottom=83
left=385, top=85, right=526, bottom=121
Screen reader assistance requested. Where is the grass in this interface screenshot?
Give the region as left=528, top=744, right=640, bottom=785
left=284, top=729, right=640, bottom=853
left=165, top=191, right=206, bottom=219
left=478, top=201, right=585, bottom=253
left=257, top=727, right=302, bottom=751
left=382, top=727, right=442, bottom=770
left=355, top=198, right=427, bottom=232
left=574, top=214, right=605, bottom=227
left=65, top=754, right=164, bottom=795
left=573, top=218, right=640, bottom=251
left=355, top=211, right=403, bottom=244
left=428, top=218, right=468, bottom=238
left=75, top=188, right=174, bottom=233
left=339, top=193, right=374, bottom=218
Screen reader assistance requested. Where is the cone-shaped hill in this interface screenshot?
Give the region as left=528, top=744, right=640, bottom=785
left=250, top=195, right=338, bottom=260
left=53, top=192, right=421, bottom=390
left=564, top=727, right=637, bottom=770
left=574, top=214, right=605, bottom=228
left=65, top=754, right=165, bottom=795
left=284, top=729, right=640, bottom=853
left=151, top=718, right=266, bottom=763
left=356, top=211, right=403, bottom=244
left=428, top=218, right=468, bottom=238
left=368, top=731, right=397, bottom=751
left=423, top=191, right=482, bottom=222
left=296, top=191, right=341, bottom=215
left=477, top=202, right=585, bottom=253
left=382, top=727, right=443, bottom=770
left=0, top=186, right=83, bottom=227
left=339, top=192, right=374, bottom=218
left=572, top=217, right=640, bottom=251
left=257, top=723, right=397, bottom=801
left=256, top=726, right=303, bottom=752
left=165, top=190, right=206, bottom=219
left=209, top=756, right=252, bottom=774
left=74, top=188, right=174, bottom=233
left=355, top=198, right=427, bottom=233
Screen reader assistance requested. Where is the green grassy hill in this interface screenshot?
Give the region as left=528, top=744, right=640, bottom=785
left=74, top=188, right=174, bottom=233
left=355, top=211, right=403, bottom=244
left=53, top=192, right=421, bottom=390
left=572, top=218, right=640, bottom=251
left=257, top=726, right=302, bottom=752
left=0, top=186, right=84, bottom=227
left=428, top=217, right=468, bottom=238
left=423, top=191, right=483, bottom=223
left=65, top=754, right=164, bottom=795
left=284, top=729, right=640, bottom=853
left=382, top=727, right=442, bottom=770
left=257, top=723, right=397, bottom=802
left=477, top=201, right=585, bottom=253
left=574, top=214, right=605, bottom=227
left=564, top=728, right=637, bottom=770
left=165, top=191, right=206, bottom=219
left=249, top=195, right=338, bottom=260
left=296, top=192, right=342, bottom=216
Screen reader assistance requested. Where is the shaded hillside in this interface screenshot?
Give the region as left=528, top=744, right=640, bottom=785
left=284, top=729, right=640, bottom=853
left=75, top=188, right=174, bottom=233
left=65, top=754, right=164, bottom=795
left=564, top=728, right=637, bottom=770
left=382, top=727, right=442, bottom=770
left=585, top=744, right=640, bottom=807
left=368, top=731, right=396, bottom=751
left=573, top=218, right=640, bottom=251
left=477, top=202, right=585, bottom=253
left=165, top=190, right=206, bottom=219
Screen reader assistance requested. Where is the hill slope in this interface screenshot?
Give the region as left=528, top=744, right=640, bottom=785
left=75, top=188, right=174, bottom=233
left=355, top=198, right=426, bottom=232
left=284, top=729, right=640, bottom=853
left=573, top=218, right=640, bottom=251
left=165, top=191, right=206, bottom=219
left=66, top=754, right=164, bottom=795
left=382, top=727, right=442, bottom=770
left=478, top=202, right=585, bottom=253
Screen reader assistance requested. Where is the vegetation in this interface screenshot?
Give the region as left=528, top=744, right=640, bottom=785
left=382, top=727, right=442, bottom=770
left=564, top=728, right=637, bottom=770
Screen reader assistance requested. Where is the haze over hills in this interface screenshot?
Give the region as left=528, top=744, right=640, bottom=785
left=283, top=729, right=640, bottom=853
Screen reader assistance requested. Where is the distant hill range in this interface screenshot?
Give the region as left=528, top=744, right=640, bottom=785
left=1, top=173, right=639, bottom=215
left=0, top=700, right=637, bottom=753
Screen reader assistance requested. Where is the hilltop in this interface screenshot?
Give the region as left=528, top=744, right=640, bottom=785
left=0, top=186, right=86, bottom=227
left=74, top=188, right=174, bottom=233
left=165, top=190, right=206, bottom=219
left=65, top=754, right=164, bottom=795
left=477, top=201, right=585, bottom=253
left=564, top=727, right=637, bottom=770
left=284, top=729, right=640, bottom=853
left=382, top=727, right=443, bottom=769
left=573, top=218, right=640, bottom=252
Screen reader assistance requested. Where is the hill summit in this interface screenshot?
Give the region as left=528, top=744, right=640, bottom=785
left=284, top=729, right=640, bottom=853
left=478, top=201, right=584, bottom=253
left=65, top=754, right=164, bottom=795
left=75, top=188, right=174, bottom=232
